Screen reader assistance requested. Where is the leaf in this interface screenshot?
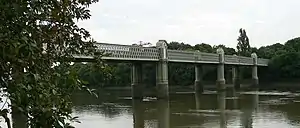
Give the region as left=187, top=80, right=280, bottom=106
left=81, top=80, right=89, bottom=85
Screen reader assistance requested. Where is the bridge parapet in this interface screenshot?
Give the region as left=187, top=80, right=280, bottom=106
left=167, top=49, right=268, bottom=66
left=94, top=43, right=159, bottom=61
left=74, top=42, right=269, bottom=66
left=257, top=58, right=269, bottom=66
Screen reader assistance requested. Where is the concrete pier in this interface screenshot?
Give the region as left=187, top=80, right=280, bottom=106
left=217, top=48, right=226, bottom=90
left=251, top=53, right=259, bottom=87
left=131, top=62, right=143, bottom=99
left=195, top=91, right=202, bottom=110
left=156, top=40, right=169, bottom=99
left=195, top=64, right=204, bottom=93
left=232, top=67, right=240, bottom=89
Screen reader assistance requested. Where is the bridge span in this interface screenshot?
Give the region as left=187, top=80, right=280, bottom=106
left=74, top=40, right=269, bottom=99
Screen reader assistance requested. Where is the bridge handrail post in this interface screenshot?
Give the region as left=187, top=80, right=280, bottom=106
left=194, top=50, right=200, bottom=62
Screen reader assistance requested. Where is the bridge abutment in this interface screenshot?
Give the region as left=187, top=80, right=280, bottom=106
left=131, top=62, right=144, bottom=99
left=217, top=48, right=226, bottom=90
left=195, top=64, right=204, bottom=93
left=156, top=40, right=169, bottom=99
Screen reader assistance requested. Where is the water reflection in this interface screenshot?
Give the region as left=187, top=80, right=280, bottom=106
left=230, top=88, right=239, bottom=109
left=157, top=99, right=170, bottom=128
left=132, top=99, right=144, bottom=128
left=131, top=98, right=170, bottom=128
left=218, top=90, right=226, bottom=128
left=240, top=88, right=259, bottom=128
left=71, top=89, right=300, bottom=128
left=195, top=88, right=259, bottom=128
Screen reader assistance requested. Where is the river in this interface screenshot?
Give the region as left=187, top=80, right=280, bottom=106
left=70, top=88, right=300, bottom=128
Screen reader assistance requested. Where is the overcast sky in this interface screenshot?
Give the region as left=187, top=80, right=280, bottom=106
left=77, top=0, right=300, bottom=48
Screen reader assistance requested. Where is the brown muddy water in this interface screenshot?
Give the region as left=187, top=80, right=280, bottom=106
left=71, top=88, right=300, bottom=128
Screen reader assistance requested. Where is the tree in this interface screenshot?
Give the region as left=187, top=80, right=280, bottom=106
left=194, top=43, right=214, bottom=53
left=257, top=37, right=300, bottom=82
left=257, top=43, right=285, bottom=59
left=167, top=41, right=181, bottom=50
left=284, top=37, right=300, bottom=53
left=0, top=0, right=101, bottom=127
left=74, top=62, right=113, bottom=87
left=132, top=41, right=152, bottom=47
left=251, top=47, right=258, bottom=54
left=269, top=52, right=300, bottom=79
left=237, top=28, right=251, bottom=56
left=168, top=41, right=193, bottom=50
left=213, top=45, right=237, bottom=55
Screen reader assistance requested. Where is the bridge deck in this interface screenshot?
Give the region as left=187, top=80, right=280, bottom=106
left=73, top=43, right=269, bottom=66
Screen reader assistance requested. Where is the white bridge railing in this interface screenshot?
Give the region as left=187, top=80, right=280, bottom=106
left=74, top=43, right=269, bottom=66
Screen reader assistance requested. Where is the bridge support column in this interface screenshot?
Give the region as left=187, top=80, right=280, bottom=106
left=195, top=91, right=202, bottom=110
left=131, top=63, right=143, bottom=99
left=195, top=64, right=203, bottom=93
left=156, top=40, right=169, bottom=99
left=251, top=53, right=259, bottom=87
left=217, top=48, right=226, bottom=90
left=232, top=65, right=240, bottom=89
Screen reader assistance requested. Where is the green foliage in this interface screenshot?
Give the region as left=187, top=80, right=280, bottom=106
left=213, top=45, right=237, bottom=55
left=257, top=43, right=285, bottom=59
left=110, top=63, right=131, bottom=86
left=74, top=63, right=132, bottom=87
left=168, top=42, right=193, bottom=50
left=194, top=43, right=213, bottom=53
left=269, top=52, right=300, bottom=78
left=73, top=62, right=113, bottom=87
left=0, top=0, right=101, bottom=127
left=284, top=37, right=300, bottom=53
left=237, top=28, right=251, bottom=56
left=142, top=64, right=156, bottom=87
left=169, top=64, right=194, bottom=86
left=258, top=37, right=300, bottom=81
left=250, top=47, right=258, bottom=54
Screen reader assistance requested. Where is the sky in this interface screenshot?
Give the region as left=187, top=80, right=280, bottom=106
left=77, top=0, right=300, bottom=48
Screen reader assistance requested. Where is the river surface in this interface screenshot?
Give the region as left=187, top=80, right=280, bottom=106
left=71, top=88, right=300, bottom=128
